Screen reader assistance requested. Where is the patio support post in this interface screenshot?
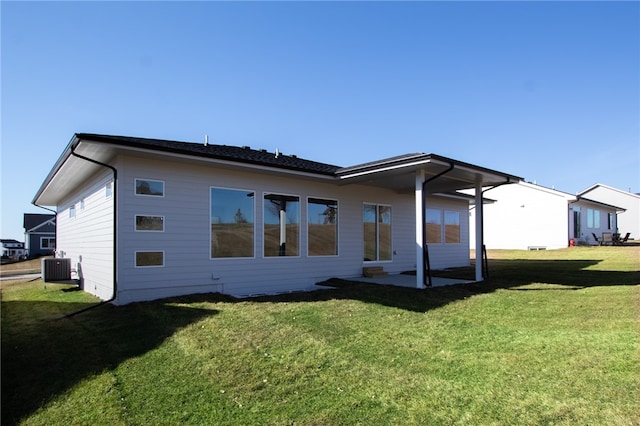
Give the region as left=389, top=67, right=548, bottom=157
left=475, top=177, right=484, bottom=282
left=415, top=170, right=425, bottom=289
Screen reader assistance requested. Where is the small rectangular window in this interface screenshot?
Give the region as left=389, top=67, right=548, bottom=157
left=308, top=197, right=338, bottom=256
left=106, top=182, right=113, bottom=198
left=135, top=251, right=164, bottom=267
left=608, top=213, right=614, bottom=230
left=69, top=205, right=76, bottom=218
left=40, top=237, right=56, bottom=250
left=587, top=208, right=600, bottom=229
left=135, top=215, right=164, bottom=232
left=135, top=179, right=164, bottom=197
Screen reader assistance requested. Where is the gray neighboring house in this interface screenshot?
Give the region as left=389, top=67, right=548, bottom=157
left=33, top=133, right=522, bottom=305
left=23, top=213, right=56, bottom=258
left=578, top=184, right=640, bottom=241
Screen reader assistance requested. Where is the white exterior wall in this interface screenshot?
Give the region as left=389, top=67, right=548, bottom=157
left=56, top=169, right=114, bottom=300
left=112, top=156, right=471, bottom=303
left=580, top=185, right=640, bottom=241
left=469, top=182, right=572, bottom=250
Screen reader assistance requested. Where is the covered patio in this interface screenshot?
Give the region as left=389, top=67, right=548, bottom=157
left=337, top=153, right=522, bottom=288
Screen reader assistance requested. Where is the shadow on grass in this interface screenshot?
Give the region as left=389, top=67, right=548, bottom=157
left=1, top=297, right=215, bottom=426
left=2, top=257, right=638, bottom=424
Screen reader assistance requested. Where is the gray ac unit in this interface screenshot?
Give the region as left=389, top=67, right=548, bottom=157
left=42, top=258, right=72, bottom=282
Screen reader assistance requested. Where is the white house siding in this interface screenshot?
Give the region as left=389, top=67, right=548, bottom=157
left=113, top=156, right=471, bottom=303
left=579, top=185, right=639, bottom=241
left=469, top=182, right=572, bottom=250
left=56, top=168, right=114, bottom=300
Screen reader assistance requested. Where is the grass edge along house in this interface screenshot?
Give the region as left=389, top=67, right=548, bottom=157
left=33, top=133, right=522, bottom=304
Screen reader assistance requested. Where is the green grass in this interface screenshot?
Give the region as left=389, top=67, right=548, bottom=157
left=2, top=247, right=639, bottom=425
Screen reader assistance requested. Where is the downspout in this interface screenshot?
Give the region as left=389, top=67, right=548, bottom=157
left=421, top=162, right=455, bottom=287
left=62, top=144, right=118, bottom=317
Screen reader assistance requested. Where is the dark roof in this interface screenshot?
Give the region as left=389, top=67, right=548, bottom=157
left=76, top=133, right=341, bottom=176
left=23, top=214, right=55, bottom=230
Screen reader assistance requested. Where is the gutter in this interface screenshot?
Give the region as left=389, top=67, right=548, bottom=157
left=62, top=140, right=118, bottom=317
left=421, top=162, right=455, bottom=287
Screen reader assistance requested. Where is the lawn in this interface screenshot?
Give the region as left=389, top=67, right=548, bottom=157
left=2, top=247, right=639, bottom=425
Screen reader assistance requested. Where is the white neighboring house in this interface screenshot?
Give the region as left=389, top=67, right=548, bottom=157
left=1, top=239, right=26, bottom=259
left=578, top=184, right=640, bottom=242
left=33, top=133, right=522, bottom=304
left=468, top=181, right=624, bottom=250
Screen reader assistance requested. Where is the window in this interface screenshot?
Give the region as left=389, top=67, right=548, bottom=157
left=80, top=198, right=85, bottom=210
left=573, top=207, right=581, bottom=238
left=69, top=205, right=76, bottom=218
left=587, top=208, right=600, bottom=229
left=608, top=213, right=614, bottom=230
left=308, top=198, right=338, bottom=256
left=363, top=204, right=392, bottom=261
left=135, top=251, right=164, bottom=267
left=40, top=237, right=55, bottom=250
left=106, top=182, right=113, bottom=198
left=135, top=215, right=164, bottom=232
left=426, top=209, right=442, bottom=244
left=210, top=188, right=255, bottom=258
left=444, top=211, right=461, bottom=244
left=264, top=193, right=299, bottom=257
left=135, top=179, right=164, bottom=196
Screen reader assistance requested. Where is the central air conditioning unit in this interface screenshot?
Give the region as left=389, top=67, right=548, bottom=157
left=42, top=258, right=72, bottom=282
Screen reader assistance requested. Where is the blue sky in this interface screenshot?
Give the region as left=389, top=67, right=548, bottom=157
left=2, top=1, right=638, bottom=241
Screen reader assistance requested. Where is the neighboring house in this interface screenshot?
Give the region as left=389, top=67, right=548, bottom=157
left=33, top=133, right=521, bottom=304
left=468, top=181, right=624, bottom=250
left=23, top=213, right=56, bottom=258
left=1, top=239, right=26, bottom=259
left=578, top=184, right=640, bottom=241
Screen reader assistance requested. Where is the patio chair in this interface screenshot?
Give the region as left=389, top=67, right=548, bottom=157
left=601, top=232, right=613, bottom=246
left=614, top=232, right=631, bottom=246
left=591, top=233, right=602, bottom=246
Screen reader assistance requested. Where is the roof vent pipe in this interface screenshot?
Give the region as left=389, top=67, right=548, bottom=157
left=204, top=134, right=208, bottom=146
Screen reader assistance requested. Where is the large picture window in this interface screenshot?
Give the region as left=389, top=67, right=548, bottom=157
left=426, top=209, right=442, bottom=244
left=363, top=204, right=392, bottom=261
left=135, top=179, right=164, bottom=197
left=264, top=193, right=299, bottom=257
left=444, top=211, right=461, bottom=244
left=210, top=187, right=255, bottom=258
left=308, top=198, right=338, bottom=256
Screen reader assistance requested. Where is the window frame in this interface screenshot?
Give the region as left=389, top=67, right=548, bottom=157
left=135, top=178, right=165, bottom=197
left=444, top=210, right=461, bottom=244
left=135, top=215, right=165, bottom=232
left=307, top=196, right=339, bottom=257
left=69, top=204, right=76, bottom=219
left=210, top=186, right=256, bottom=259
left=363, top=203, right=392, bottom=263
left=263, top=192, right=301, bottom=258
left=135, top=251, right=165, bottom=268
left=40, top=237, right=56, bottom=250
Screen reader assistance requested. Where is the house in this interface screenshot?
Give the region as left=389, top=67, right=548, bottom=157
left=33, top=133, right=522, bottom=304
left=1, top=239, right=26, bottom=259
left=467, top=181, right=625, bottom=250
left=578, top=184, right=639, bottom=241
left=23, top=213, right=56, bottom=258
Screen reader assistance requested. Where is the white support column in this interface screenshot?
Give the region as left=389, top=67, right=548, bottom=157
left=415, top=170, right=425, bottom=289
left=475, top=177, right=484, bottom=282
